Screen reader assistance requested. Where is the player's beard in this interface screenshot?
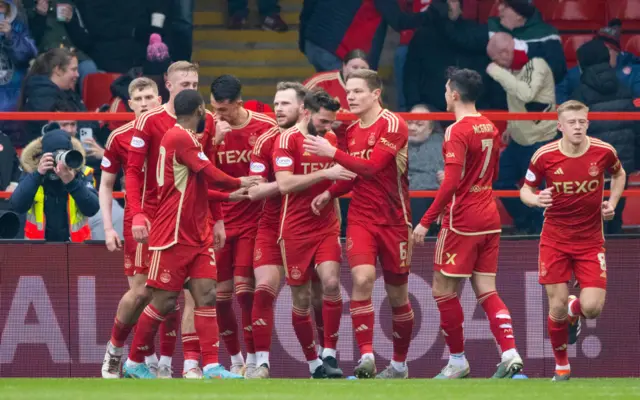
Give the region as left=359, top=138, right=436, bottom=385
left=196, top=112, right=206, bottom=133
left=278, top=114, right=298, bottom=130
left=307, top=120, right=319, bottom=136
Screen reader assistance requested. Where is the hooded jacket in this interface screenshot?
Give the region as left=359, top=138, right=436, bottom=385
left=9, top=134, right=99, bottom=242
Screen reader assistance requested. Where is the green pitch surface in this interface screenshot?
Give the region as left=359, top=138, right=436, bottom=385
left=1, top=378, right=640, bottom=400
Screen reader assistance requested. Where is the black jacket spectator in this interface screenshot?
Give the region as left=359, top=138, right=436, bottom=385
left=0, top=131, right=21, bottom=191
left=571, top=39, right=637, bottom=172
left=9, top=129, right=99, bottom=241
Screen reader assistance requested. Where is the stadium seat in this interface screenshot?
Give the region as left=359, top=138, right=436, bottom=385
left=535, top=0, right=606, bottom=31
left=82, top=73, right=121, bottom=112
left=477, top=0, right=499, bottom=23
left=561, top=34, right=593, bottom=69
left=607, top=0, right=640, bottom=31
left=621, top=34, right=640, bottom=56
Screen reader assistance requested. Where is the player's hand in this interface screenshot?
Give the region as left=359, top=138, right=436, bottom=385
left=228, top=187, right=250, bottom=202
left=213, top=219, right=226, bottom=251
left=601, top=200, right=615, bottom=221
left=37, top=153, right=55, bottom=175
left=412, top=223, right=428, bottom=245
left=104, top=228, right=122, bottom=252
left=214, top=120, right=232, bottom=145
left=536, top=187, right=553, bottom=208
left=436, top=170, right=445, bottom=185
left=501, top=130, right=510, bottom=146
left=239, top=175, right=263, bottom=188
left=303, top=135, right=337, bottom=158
left=311, top=190, right=332, bottom=216
left=324, top=164, right=356, bottom=181
left=132, top=213, right=151, bottom=243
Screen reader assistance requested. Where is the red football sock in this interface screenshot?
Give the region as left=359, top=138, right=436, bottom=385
left=478, top=291, right=516, bottom=353
left=435, top=294, right=465, bottom=354
left=313, top=304, right=325, bottom=349
left=235, top=282, right=255, bottom=354
left=391, top=303, right=414, bottom=363
left=215, top=291, right=241, bottom=357
left=110, top=317, right=134, bottom=348
left=128, top=305, right=164, bottom=363
left=182, top=332, right=200, bottom=361
left=548, top=315, right=569, bottom=368
left=160, top=304, right=180, bottom=357
left=569, top=297, right=584, bottom=318
left=252, top=284, right=277, bottom=352
left=292, top=306, right=318, bottom=361
left=194, top=306, right=219, bottom=366
left=350, top=298, right=374, bottom=355
left=322, top=293, right=343, bottom=351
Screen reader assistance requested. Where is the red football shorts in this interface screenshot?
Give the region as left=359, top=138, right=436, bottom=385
left=215, top=232, right=255, bottom=282
left=538, top=242, right=607, bottom=289
left=123, top=232, right=150, bottom=277
left=253, top=226, right=284, bottom=268
left=433, top=228, right=499, bottom=278
left=147, top=243, right=217, bottom=292
left=279, top=234, right=341, bottom=286
left=346, top=222, right=412, bottom=286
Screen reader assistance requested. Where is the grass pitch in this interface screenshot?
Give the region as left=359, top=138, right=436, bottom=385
left=1, top=378, right=640, bottom=400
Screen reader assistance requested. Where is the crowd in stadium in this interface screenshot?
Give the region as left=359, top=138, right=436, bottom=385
left=0, top=0, right=635, bottom=381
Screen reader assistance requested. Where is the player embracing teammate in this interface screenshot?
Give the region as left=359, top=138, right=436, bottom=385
left=520, top=100, right=626, bottom=381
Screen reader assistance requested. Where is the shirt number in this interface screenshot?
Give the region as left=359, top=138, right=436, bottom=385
left=479, top=139, right=493, bottom=179
left=157, top=146, right=166, bottom=187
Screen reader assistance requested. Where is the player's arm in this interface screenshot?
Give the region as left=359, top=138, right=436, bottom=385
left=125, top=124, right=150, bottom=217
left=606, top=152, right=626, bottom=210
left=519, top=162, right=552, bottom=208
left=327, top=179, right=355, bottom=198
left=99, top=144, right=123, bottom=250
left=247, top=142, right=281, bottom=201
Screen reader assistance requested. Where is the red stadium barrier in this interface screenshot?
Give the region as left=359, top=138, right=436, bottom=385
left=1, top=241, right=638, bottom=378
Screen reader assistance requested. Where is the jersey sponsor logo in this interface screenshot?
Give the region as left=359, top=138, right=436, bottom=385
left=217, top=150, right=251, bottom=164
left=472, top=124, right=494, bottom=134
left=276, top=157, right=293, bottom=167
left=197, top=152, right=209, bottom=161
left=554, top=168, right=564, bottom=175
left=367, top=132, right=376, bottom=146
left=380, top=137, right=397, bottom=150
left=131, top=137, right=145, bottom=148
left=525, top=169, right=536, bottom=182
left=446, top=152, right=455, bottom=158
left=301, top=161, right=334, bottom=174
left=551, top=179, right=599, bottom=194
left=588, top=162, right=599, bottom=177
left=350, top=149, right=373, bottom=160
left=101, top=157, right=112, bottom=168
left=250, top=162, right=266, bottom=173
left=445, top=253, right=457, bottom=265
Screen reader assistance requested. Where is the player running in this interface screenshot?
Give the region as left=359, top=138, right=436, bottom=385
left=413, top=68, right=523, bottom=379
left=274, top=88, right=354, bottom=379
left=122, top=90, right=259, bottom=379
left=208, top=75, right=276, bottom=376
left=303, top=69, right=414, bottom=379
left=100, top=78, right=166, bottom=379
left=520, top=100, right=625, bottom=381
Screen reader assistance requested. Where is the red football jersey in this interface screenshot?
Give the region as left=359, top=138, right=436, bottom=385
left=214, top=111, right=277, bottom=235
left=440, top=114, right=502, bottom=235
left=250, top=126, right=282, bottom=230
left=345, top=109, right=411, bottom=227
left=304, top=71, right=349, bottom=151
left=273, top=126, right=340, bottom=239
left=148, top=125, right=214, bottom=250
left=128, top=105, right=216, bottom=218
left=525, top=137, right=622, bottom=246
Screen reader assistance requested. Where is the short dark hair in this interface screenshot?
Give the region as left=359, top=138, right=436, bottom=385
left=447, top=67, right=483, bottom=103
left=51, top=98, right=77, bottom=113
left=174, top=89, right=204, bottom=117
left=276, top=81, right=308, bottom=103
left=343, top=49, right=368, bottom=65
left=210, top=74, right=242, bottom=102
left=304, top=89, right=341, bottom=113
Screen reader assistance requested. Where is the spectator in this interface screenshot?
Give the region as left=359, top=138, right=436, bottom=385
left=570, top=39, right=637, bottom=234
left=0, top=130, right=20, bottom=193
left=9, top=127, right=99, bottom=242
left=557, top=19, right=640, bottom=104
left=228, top=0, right=288, bottom=32
left=485, top=32, right=556, bottom=234
left=299, top=0, right=429, bottom=72
left=304, top=49, right=369, bottom=150
left=24, top=0, right=98, bottom=93
left=405, top=0, right=565, bottom=112
left=407, top=104, right=444, bottom=228
left=0, top=0, right=38, bottom=142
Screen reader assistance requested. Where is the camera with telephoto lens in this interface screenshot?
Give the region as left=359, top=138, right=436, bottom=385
left=53, top=149, right=83, bottom=169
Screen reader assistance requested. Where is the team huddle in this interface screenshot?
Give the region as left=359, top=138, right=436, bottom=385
left=98, top=62, right=626, bottom=381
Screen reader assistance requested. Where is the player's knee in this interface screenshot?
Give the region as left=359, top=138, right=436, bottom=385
left=132, top=286, right=152, bottom=307
left=291, top=288, right=311, bottom=309
left=321, top=275, right=340, bottom=296
left=548, top=298, right=569, bottom=319
left=197, top=286, right=217, bottom=307
left=352, top=272, right=374, bottom=293
left=579, top=298, right=603, bottom=319
left=163, top=296, right=179, bottom=315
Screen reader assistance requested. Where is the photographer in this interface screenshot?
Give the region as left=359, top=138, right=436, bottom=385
left=9, top=127, right=99, bottom=242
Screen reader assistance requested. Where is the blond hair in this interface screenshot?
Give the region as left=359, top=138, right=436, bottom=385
left=557, top=100, right=589, bottom=117
left=345, top=68, right=383, bottom=92
left=167, top=61, right=199, bottom=77
left=128, top=77, right=158, bottom=97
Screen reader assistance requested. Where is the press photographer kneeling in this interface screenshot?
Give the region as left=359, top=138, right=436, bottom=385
left=9, top=126, right=100, bottom=242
